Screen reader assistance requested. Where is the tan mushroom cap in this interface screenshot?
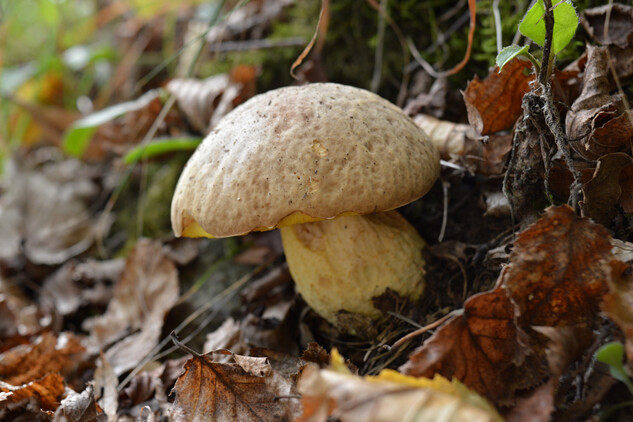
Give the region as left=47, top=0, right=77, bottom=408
left=171, top=83, right=440, bottom=238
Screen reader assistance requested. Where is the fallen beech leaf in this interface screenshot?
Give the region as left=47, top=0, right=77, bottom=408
left=0, top=332, right=86, bottom=387
left=400, top=285, right=533, bottom=405
left=581, top=152, right=633, bottom=225
left=602, top=260, right=633, bottom=365
left=463, top=58, right=533, bottom=135
left=503, top=205, right=611, bottom=327
left=0, top=372, right=65, bottom=417
left=171, top=352, right=301, bottom=422
left=84, top=238, right=179, bottom=375
left=581, top=4, right=633, bottom=49
left=299, top=350, right=503, bottom=422
left=565, top=45, right=632, bottom=160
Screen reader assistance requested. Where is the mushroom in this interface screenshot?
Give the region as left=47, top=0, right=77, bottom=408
left=171, top=83, right=440, bottom=329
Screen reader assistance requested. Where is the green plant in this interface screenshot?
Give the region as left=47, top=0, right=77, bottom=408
left=496, top=0, right=578, bottom=74
left=596, top=341, right=633, bottom=419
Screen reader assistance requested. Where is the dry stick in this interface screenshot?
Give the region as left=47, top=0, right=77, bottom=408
left=389, top=309, right=462, bottom=349
left=539, top=0, right=581, bottom=211
left=370, top=0, right=388, bottom=93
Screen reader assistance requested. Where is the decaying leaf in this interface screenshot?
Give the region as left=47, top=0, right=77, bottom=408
left=93, top=354, right=118, bottom=421
left=171, top=351, right=301, bottom=422
left=503, top=205, right=611, bottom=327
left=400, top=285, right=532, bottom=405
left=0, top=372, right=65, bottom=419
left=0, top=156, right=102, bottom=266
left=566, top=45, right=633, bottom=160
left=463, top=58, right=533, bottom=135
left=299, top=350, right=503, bottom=422
left=581, top=152, right=633, bottom=225
left=0, top=332, right=86, bottom=388
left=0, top=277, right=50, bottom=349
left=84, top=238, right=179, bottom=375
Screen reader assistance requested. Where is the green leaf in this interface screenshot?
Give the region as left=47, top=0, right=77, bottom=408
left=496, top=45, right=531, bottom=71
left=62, top=90, right=158, bottom=157
left=519, top=0, right=578, bottom=54
left=596, top=342, right=633, bottom=395
left=123, top=137, right=203, bottom=165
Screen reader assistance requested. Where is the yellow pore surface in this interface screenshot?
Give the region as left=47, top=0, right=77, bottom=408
left=280, top=211, right=426, bottom=326
left=180, top=211, right=358, bottom=238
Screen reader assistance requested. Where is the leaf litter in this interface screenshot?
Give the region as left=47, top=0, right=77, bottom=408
left=2, top=1, right=633, bottom=421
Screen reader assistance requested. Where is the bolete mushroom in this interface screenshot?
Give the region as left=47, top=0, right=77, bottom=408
left=171, top=83, right=440, bottom=329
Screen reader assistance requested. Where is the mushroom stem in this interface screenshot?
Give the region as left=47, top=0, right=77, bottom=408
left=279, top=210, right=426, bottom=328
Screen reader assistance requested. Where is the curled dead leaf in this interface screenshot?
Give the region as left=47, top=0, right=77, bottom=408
left=565, top=45, right=633, bottom=160
left=463, top=59, right=533, bottom=135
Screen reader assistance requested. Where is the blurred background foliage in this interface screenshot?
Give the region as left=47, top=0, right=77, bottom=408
left=0, top=0, right=599, bottom=169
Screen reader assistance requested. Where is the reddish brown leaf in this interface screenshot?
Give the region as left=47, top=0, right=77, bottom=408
left=0, top=372, right=65, bottom=416
left=172, top=353, right=300, bottom=422
left=400, top=285, right=531, bottom=404
left=0, top=332, right=86, bottom=387
left=581, top=152, right=633, bottom=225
left=463, top=59, right=534, bottom=135
left=503, top=205, right=611, bottom=327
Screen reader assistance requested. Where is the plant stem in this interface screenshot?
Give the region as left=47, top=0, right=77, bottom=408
left=538, top=0, right=555, bottom=84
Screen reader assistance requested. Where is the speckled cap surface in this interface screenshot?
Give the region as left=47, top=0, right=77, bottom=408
left=171, top=83, right=440, bottom=238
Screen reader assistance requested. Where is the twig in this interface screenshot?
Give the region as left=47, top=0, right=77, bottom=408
left=492, top=0, right=503, bottom=54
left=389, top=309, right=462, bottom=349
left=370, top=0, right=388, bottom=92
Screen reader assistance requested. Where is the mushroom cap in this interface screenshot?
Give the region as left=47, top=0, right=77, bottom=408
left=171, top=83, right=440, bottom=238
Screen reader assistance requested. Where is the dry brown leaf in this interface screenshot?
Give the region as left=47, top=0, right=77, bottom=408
left=463, top=59, right=533, bottom=135
left=84, top=238, right=179, bottom=375
left=0, top=157, right=102, bottom=266
left=203, top=318, right=248, bottom=360
left=400, top=285, right=533, bottom=405
left=581, top=152, right=633, bottom=225
left=566, top=45, right=632, bottom=160
left=171, top=351, right=301, bottom=422
left=0, top=332, right=86, bottom=388
left=299, top=352, right=503, bottom=422
left=0, top=372, right=65, bottom=418
left=52, top=384, right=99, bottom=422
left=503, top=205, right=611, bottom=327
left=602, top=260, right=633, bottom=365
